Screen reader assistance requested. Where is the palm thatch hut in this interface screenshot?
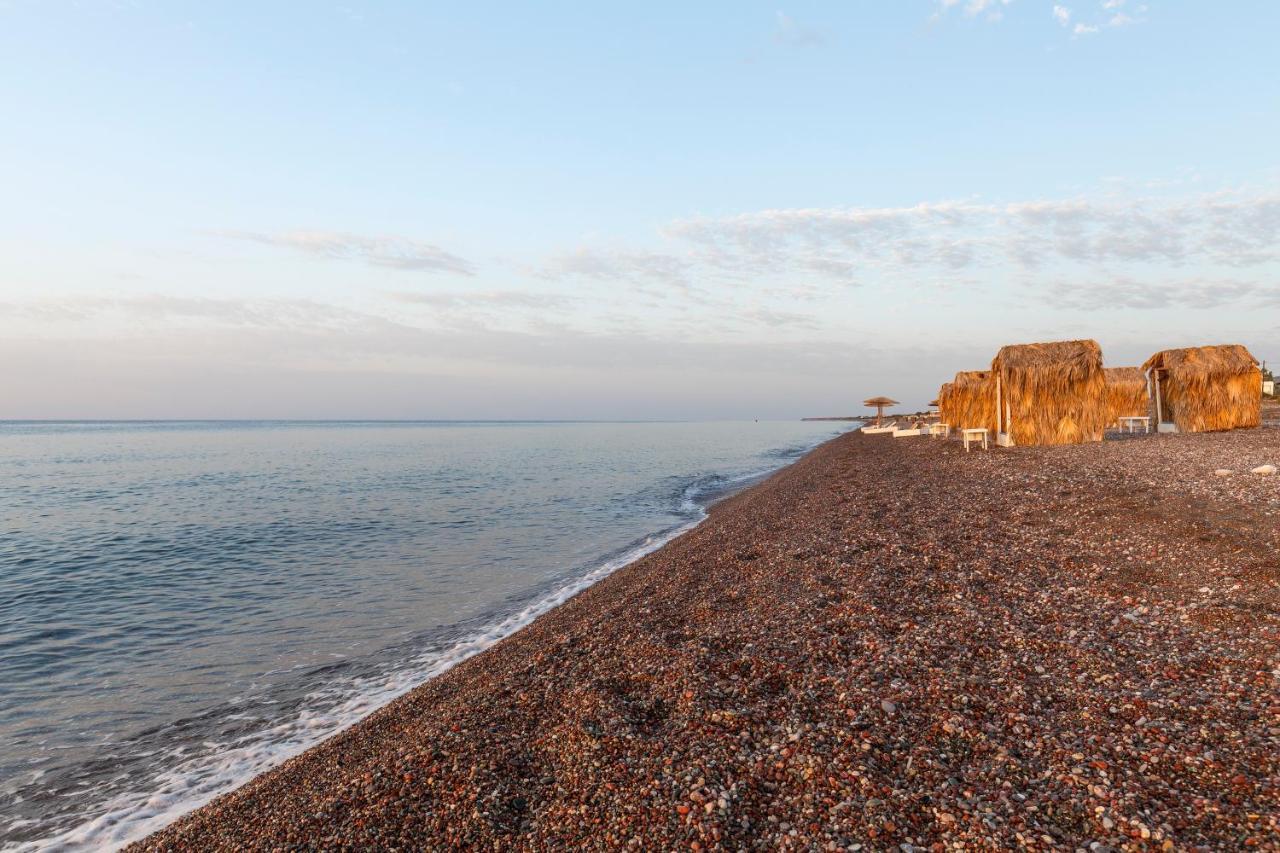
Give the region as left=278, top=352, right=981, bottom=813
left=1103, top=366, right=1149, bottom=426
left=936, top=383, right=955, bottom=423
left=1142, top=345, right=1261, bottom=433
left=944, top=370, right=997, bottom=433
left=991, top=339, right=1106, bottom=446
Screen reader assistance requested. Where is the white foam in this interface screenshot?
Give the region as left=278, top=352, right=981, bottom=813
left=13, top=519, right=703, bottom=853
left=12, top=431, right=839, bottom=852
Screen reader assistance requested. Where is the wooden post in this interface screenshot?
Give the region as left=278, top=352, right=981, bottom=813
left=1153, top=369, right=1164, bottom=425
left=994, top=373, right=1002, bottom=434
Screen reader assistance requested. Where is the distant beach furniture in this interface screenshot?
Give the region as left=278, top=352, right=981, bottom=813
left=939, top=370, right=997, bottom=435
left=1143, top=344, right=1261, bottom=434
left=1104, top=366, right=1150, bottom=427
left=860, top=421, right=897, bottom=434
left=862, top=396, right=899, bottom=427
left=990, top=339, right=1106, bottom=447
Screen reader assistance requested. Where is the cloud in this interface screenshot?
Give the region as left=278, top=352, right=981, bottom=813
left=1061, top=0, right=1146, bottom=35
left=217, top=229, right=476, bottom=275
left=533, top=189, right=1280, bottom=297
left=772, top=12, right=825, bottom=47
left=1040, top=277, right=1280, bottom=311
left=932, top=0, right=1012, bottom=22
left=697, top=192, right=1280, bottom=271
left=962, top=0, right=1006, bottom=17
left=739, top=306, right=823, bottom=329
left=388, top=290, right=572, bottom=310
left=538, top=248, right=695, bottom=291
left=0, top=294, right=367, bottom=329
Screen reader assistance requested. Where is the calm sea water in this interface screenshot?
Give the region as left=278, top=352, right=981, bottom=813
left=0, top=420, right=847, bottom=850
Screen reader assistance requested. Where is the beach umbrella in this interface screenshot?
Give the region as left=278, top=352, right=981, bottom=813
left=863, top=396, right=899, bottom=427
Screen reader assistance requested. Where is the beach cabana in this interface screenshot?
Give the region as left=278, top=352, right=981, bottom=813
left=1103, top=366, right=1150, bottom=426
left=936, top=384, right=954, bottom=424
left=1142, top=345, right=1261, bottom=433
left=991, top=339, right=1106, bottom=447
left=944, top=370, right=997, bottom=433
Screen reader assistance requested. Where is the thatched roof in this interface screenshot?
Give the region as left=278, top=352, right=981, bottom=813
left=863, top=396, right=899, bottom=406
left=1103, top=366, right=1149, bottom=423
left=1142, top=344, right=1259, bottom=379
left=992, top=339, right=1103, bottom=377
left=991, top=339, right=1106, bottom=445
left=1105, top=366, right=1145, bottom=384
left=955, top=370, right=991, bottom=385
left=1142, top=345, right=1261, bottom=433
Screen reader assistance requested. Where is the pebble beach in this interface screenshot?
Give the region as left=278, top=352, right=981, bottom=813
left=135, top=419, right=1279, bottom=851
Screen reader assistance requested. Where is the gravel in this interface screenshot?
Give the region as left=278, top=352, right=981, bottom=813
left=134, top=420, right=1279, bottom=851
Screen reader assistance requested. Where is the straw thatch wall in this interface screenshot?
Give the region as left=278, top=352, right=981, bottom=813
left=991, top=339, right=1106, bottom=446
left=943, top=370, right=997, bottom=432
left=936, top=382, right=955, bottom=424
left=1142, top=345, right=1261, bottom=433
left=1103, top=366, right=1149, bottom=424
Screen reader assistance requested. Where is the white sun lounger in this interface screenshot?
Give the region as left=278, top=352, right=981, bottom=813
left=861, top=421, right=898, bottom=434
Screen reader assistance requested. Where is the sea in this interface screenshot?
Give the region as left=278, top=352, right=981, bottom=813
left=0, top=419, right=849, bottom=850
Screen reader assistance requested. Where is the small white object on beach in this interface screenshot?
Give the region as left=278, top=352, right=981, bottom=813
left=1251, top=464, right=1276, bottom=476
left=1214, top=469, right=1232, bottom=477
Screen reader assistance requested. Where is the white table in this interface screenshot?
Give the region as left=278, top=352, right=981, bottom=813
left=929, top=423, right=951, bottom=438
left=1118, top=416, right=1151, bottom=434
left=961, top=428, right=989, bottom=452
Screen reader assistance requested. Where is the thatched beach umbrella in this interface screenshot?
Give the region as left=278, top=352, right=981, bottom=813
left=990, top=339, right=1106, bottom=446
left=1142, top=345, right=1261, bottom=433
left=863, top=396, right=899, bottom=427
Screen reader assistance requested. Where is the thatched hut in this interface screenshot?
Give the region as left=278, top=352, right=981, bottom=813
left=936, top=383, right=955, bottom=424
left=991, top=339, right=1106, bottom=446
left=1103, top=366, right=1149, bottom=425
left=945, top=370, right=997, bottom=433
left=1142, top=345, right=1261, bottom=433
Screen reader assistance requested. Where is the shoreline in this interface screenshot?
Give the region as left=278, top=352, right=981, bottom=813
left=136, top=425, right=1277, bottom=850
left=29, top=429, right=843, bottom=852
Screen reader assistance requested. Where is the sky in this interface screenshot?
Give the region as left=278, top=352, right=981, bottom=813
left=1, top=0, right=1277, bottom=419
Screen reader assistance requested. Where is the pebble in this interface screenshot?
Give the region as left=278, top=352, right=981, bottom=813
left=132, top=416, right=1280, bottom=852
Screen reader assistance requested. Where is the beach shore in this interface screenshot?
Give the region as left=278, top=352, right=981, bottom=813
left=136, top=423, right=1278, bottom=851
